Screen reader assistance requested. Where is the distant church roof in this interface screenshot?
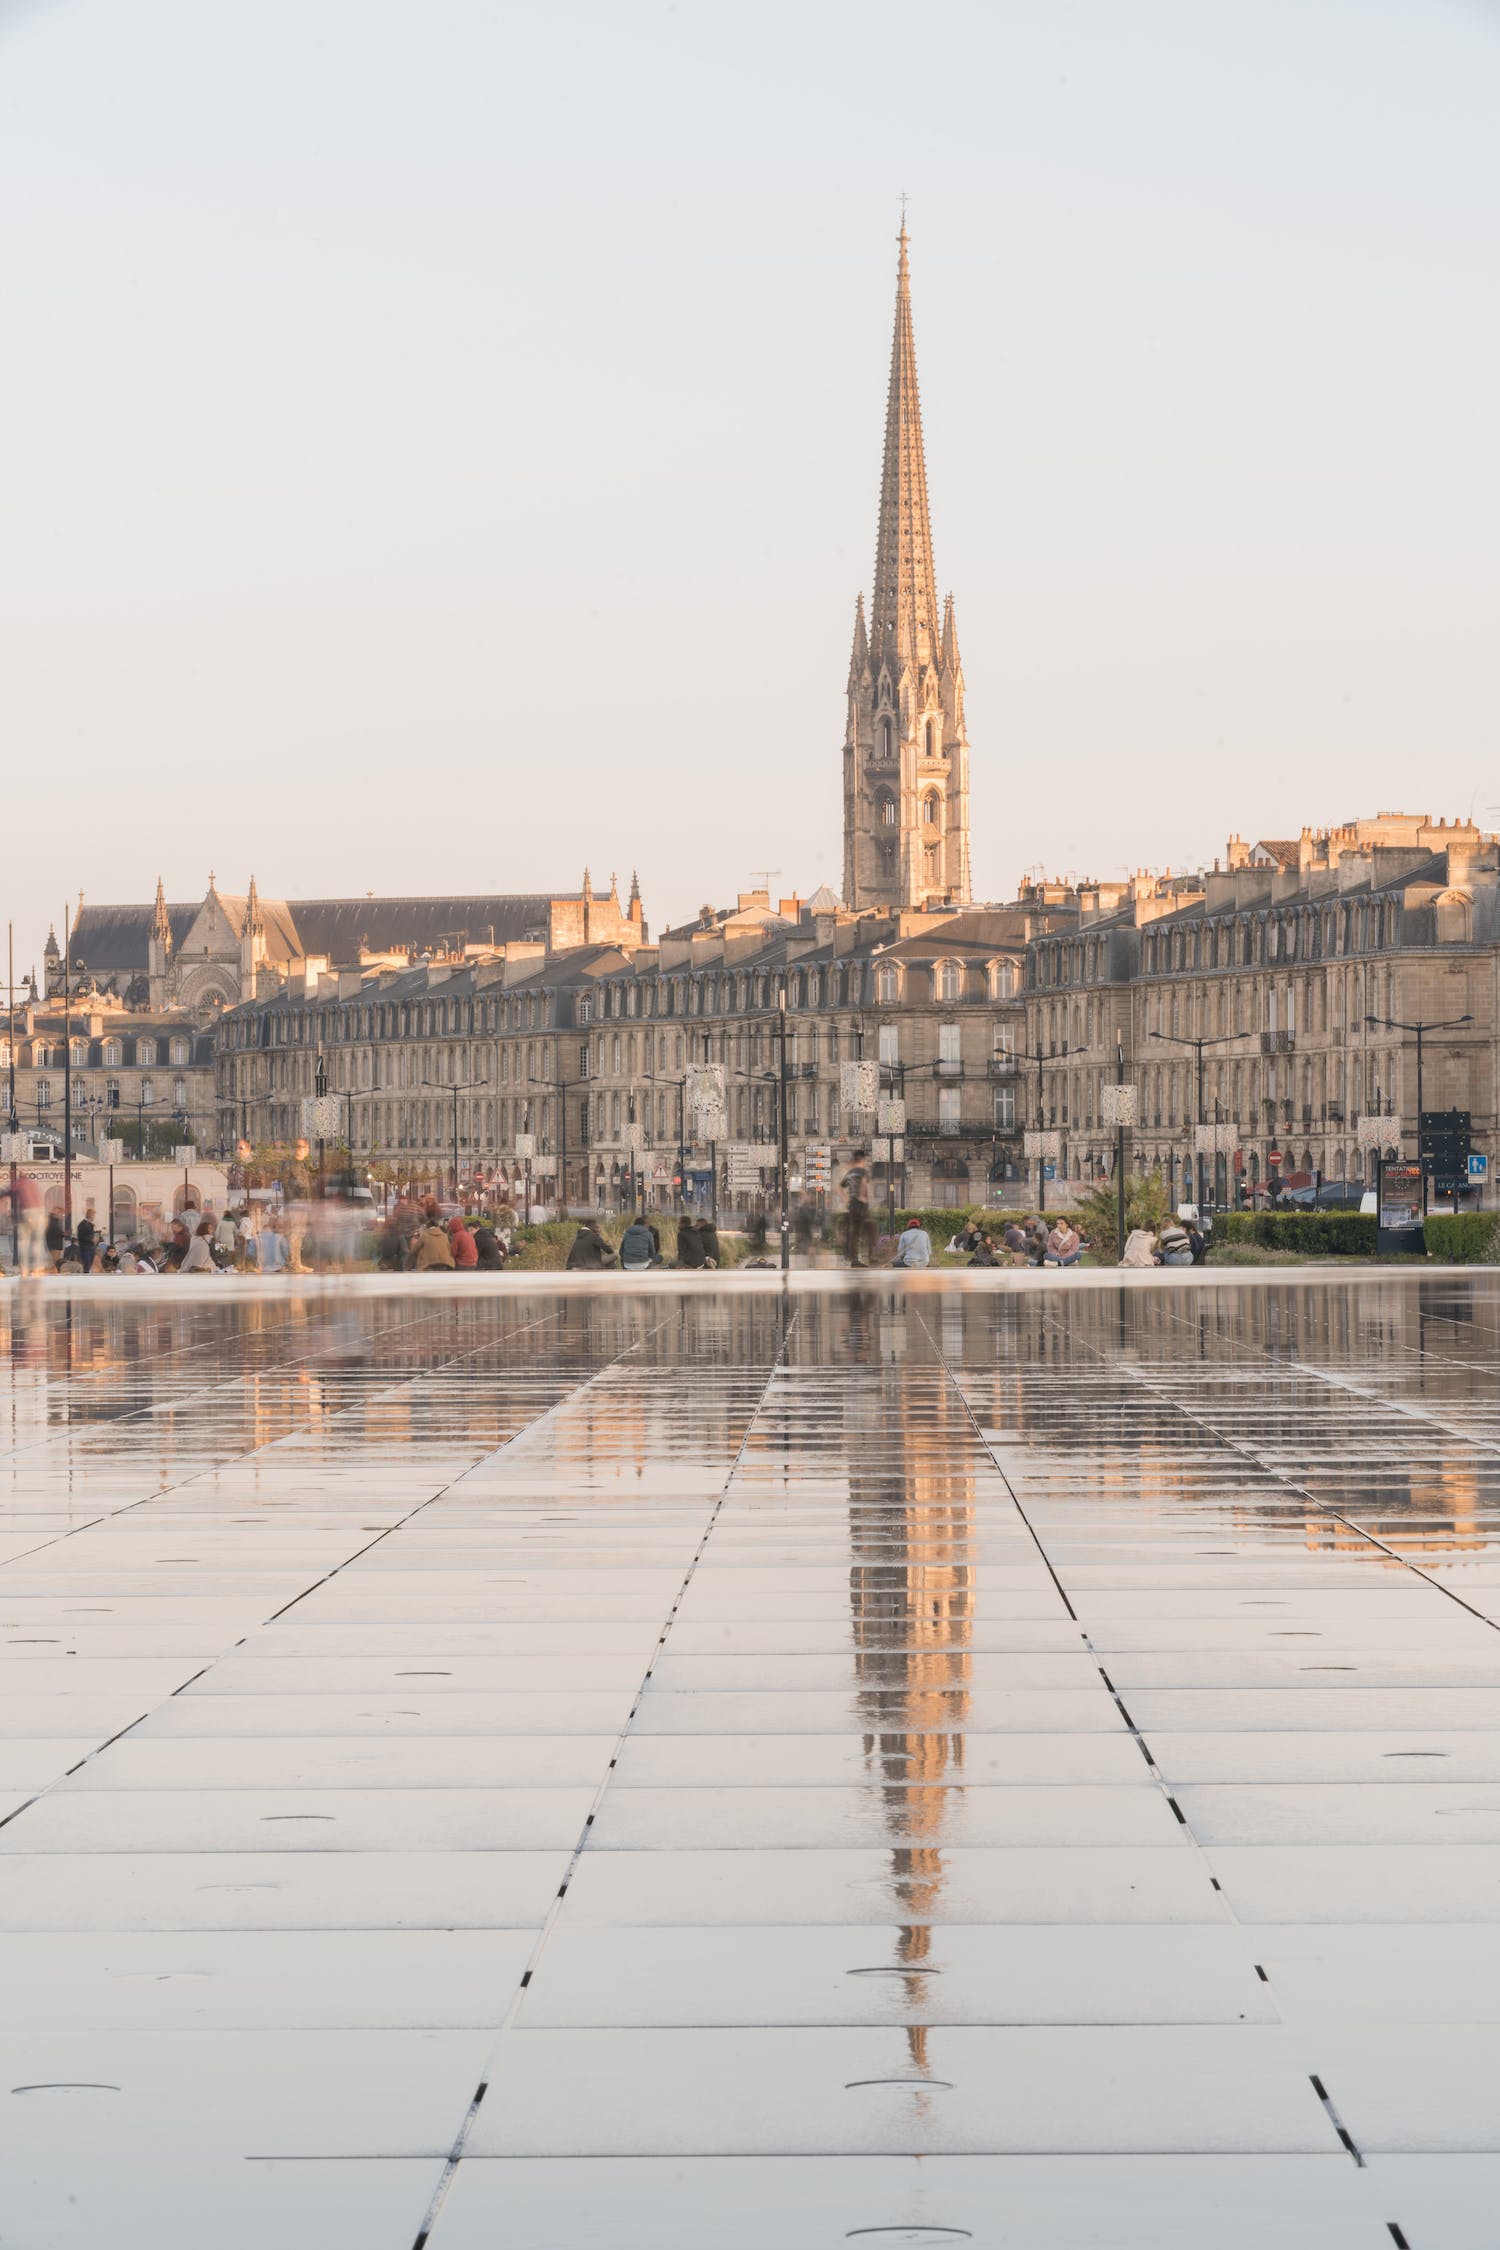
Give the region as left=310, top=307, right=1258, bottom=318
left=71, top=902, right=198, bottom=972
left=70, top=890, right=591, bottom=979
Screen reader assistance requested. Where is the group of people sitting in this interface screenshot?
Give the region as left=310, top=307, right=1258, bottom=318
left=377, top=1197, right=509, bottom=1272
left=1120, top=1216, right=1207, bottom=1267
left=565, top=1216, right=722, bottom=1273
left=949, top=1216, right=1088, bottom=1268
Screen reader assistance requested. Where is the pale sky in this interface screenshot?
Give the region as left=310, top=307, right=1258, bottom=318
left=2, top=0, right=1498, bottom=975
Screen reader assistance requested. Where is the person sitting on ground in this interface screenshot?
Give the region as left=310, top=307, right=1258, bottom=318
left=968, top=1228, right=1002, bottom=1267
left=377, top=1211, right=407, bottom=1271
left=180, top=1218, right=218, bottom=1274
left=448, top=1215, right=478, bottom=1268
left=1043, top=1218, right=1084, bottom=1268
left=1186, top=1220, right=1208, bottom=1265
left=99, top=1244, right=121, bottom=1275
left=1024, top=1216, right=1050, bottom=1267
left=1001, top=1219, right=1030, bottom=1267
left=675, top=1216, right=706, bottom=1270
left=118, top=1241, right=157, bottom=1274
left=890, top=1216, right=933, bottom=1269
left=565, top=1219, right=615, bottom=1271
left=472, top=1223, right=504, bottom=1270
left=412, top=1214, right=456, bottom=1270
left=1157, top=1218, right=1193, bottom=1267
left=618, top=1218, right=659, bottom=1272
left=699, top=1217, right=722, bottom=1270
left=1119, top=1225, right=1158, bottom=1268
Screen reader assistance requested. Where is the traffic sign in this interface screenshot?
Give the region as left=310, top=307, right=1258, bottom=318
left=1469, top=1153, right=1489, bottom=1180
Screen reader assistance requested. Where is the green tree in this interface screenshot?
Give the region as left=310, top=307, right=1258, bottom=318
left=1074, top=1167, right=1169, bottom=1260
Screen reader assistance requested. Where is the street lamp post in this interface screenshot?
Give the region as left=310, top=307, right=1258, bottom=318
left=776, top=978, right=791, bottom=1272
left=419, top=1080, right=461, bottom=1204
left=1148, top=1029, right=1251, bottom=1212
left=1365, top=1013, right=1473, bottom=1217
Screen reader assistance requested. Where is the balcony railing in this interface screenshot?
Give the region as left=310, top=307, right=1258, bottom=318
left=988, top=1055, right=1019, bottom=1076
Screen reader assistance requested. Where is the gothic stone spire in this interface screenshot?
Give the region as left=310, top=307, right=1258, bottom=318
left=151, top=877, right=173, bottom=955
left=869, top=222, right=940, bottom=681
left=841, top=223, right=973, bottom=914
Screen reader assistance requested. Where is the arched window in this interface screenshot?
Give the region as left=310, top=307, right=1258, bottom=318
left=140, top=1076, right=154, bottom=1105
left=875, top=963, right=900, bottom=1003
left=924, top=716, right=939, bottom=758
left=938, top=960, right=962, bottom=1002
left=922, top=792, right=941, bottom=826
left=103, top=1038, right=123, bottom=1068
left=169, top=1037, right=189, bottom=1066
left=876, top=790, right=896, bottom=827
left=70, top=1038, right=88, bottom=1067
left=172, top=1076, right=187, bottom=1109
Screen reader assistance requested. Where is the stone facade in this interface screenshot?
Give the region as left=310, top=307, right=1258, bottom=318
left=1023, top=814, right=1500, bottom=1204
left=216, top=887, right=1080, bottom=1210
left=2, top=997, right=217, bottom=1155
left=843, top=229, right=972, bottom=914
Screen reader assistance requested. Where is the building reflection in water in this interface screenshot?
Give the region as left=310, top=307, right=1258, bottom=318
left=836, top=1298, right=977, bottom=2071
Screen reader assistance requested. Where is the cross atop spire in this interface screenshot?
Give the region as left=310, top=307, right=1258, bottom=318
left=869, top=219, right=939, bottom=680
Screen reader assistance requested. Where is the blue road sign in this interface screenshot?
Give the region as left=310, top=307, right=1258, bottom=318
left=1468, top=1153, right=1488, bottom=1180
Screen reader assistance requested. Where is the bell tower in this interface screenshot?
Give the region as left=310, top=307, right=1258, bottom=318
left=842, top=224, right=972, bottom=911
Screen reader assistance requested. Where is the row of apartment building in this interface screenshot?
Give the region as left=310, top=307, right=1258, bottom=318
left=209, top=814, right=1500, bottom=1212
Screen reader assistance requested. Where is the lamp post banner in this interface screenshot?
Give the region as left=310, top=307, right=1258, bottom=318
left=877, top=1097, right=906, bottom=1134
left=301, top=1096, right=342, bottom=1139
left=1101, top=1085, right=1138, bottom=1128
left=840, top=1061, right=879, bottom=1114
left=1356, top=1113, right=1403, bottom=1150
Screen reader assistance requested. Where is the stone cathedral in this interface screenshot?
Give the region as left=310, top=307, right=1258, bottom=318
left=842, top=225, right=973, bottom=913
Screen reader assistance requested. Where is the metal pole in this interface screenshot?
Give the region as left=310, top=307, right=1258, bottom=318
left=1034, top=1041, right=1046, bottom=1215
left=1416, top=1025, right=1426, bottom=1218
left=777, top=981, right=790, bottom=1272
left=451, top=1085, right=459, bottom=1206
left=62, top=903, right=73, bottom=1228
left=1116, top=1036, right=1126, bottom=1261
left=5, top=922, right=17, bottom=1270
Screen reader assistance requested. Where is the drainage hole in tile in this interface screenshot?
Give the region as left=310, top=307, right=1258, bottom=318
left=847, top=1967, right=942, bottom=1979
left=261, top=1814, right=335, bottom=1822
left=846, top=2079, right=954, bottom=2092
left=395, top=1671, right=452, bottom=1677
left=845, top=2232, right=972, bottom=2243
left=12, top=2083, right=121, bottom=2097
left=1384, top=1751, right=1447, bottom=1759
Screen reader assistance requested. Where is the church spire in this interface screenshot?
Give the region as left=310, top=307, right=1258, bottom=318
left=241, top=875, right=262, bottom=939
left=869, top=221, right=939, bottom=679
left=151, top=877, right=173, bottom=956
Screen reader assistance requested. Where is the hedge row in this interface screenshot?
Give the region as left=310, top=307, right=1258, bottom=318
left=1423, top=1213, right=1500, bottom=1263
left=1212, top=1211, right=1378, bottom=1256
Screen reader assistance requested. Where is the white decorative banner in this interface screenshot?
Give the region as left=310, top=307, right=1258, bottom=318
left=1023, top=1129, right=1062, bottom=1161
left=1355, top=1113, right=1402, bottom=1150
left=871, top=1135, right=891, bottom=1163
left=99, top=1139, right=125, bottom=1164
left=1, top=1133, right=29, bottom=1162
left=620, top=1122, right=646, bottom=1152
left=877, top=1097, right=906, bottom=1134
left=513, top=1133, right=536, bottom=1160
left=840, top=1060, right=879, bottom=1114
left=172, top=1144, right=198, bottom=1166
left=692, top=1104, right=727, bottom=1143
left=687, top=1063, right=725, bottom=1112
left=300, top=1096, right=342, bottom=1138
left=1192, top=1120, right=1236, bottom=1154
left=1101, top=1084, right=1138, bottom=1128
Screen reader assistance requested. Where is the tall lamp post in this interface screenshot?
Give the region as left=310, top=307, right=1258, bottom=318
left=1026, top=1040, right=1067, bottom=1214
left=1148, top=1028, right=1251, bottom=1212
left=1100, top=1037, right=1138, bottom=1260
left=419, top=1079, right=462, bottom=1204
left=1365, top=1013, right=1473, bottom=1217
left=776, top=977, right=791, bottom=1272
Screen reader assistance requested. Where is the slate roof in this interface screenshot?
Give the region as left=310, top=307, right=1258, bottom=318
left=71, top=894, right=577, bottom=976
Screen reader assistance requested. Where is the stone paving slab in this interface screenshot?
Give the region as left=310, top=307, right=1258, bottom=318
left=2, top=1270, right=1499, bottom=2244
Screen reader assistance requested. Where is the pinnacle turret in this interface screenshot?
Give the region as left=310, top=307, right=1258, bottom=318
left=151, top=878, right=173, bottom=954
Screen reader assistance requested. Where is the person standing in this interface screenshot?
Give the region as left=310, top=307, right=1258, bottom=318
left=75, top=1205, right=100, bottom=1274
left=44, top=1208, right=67, bottom=1272
left=841, top=1152, right=872, bottom=1269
